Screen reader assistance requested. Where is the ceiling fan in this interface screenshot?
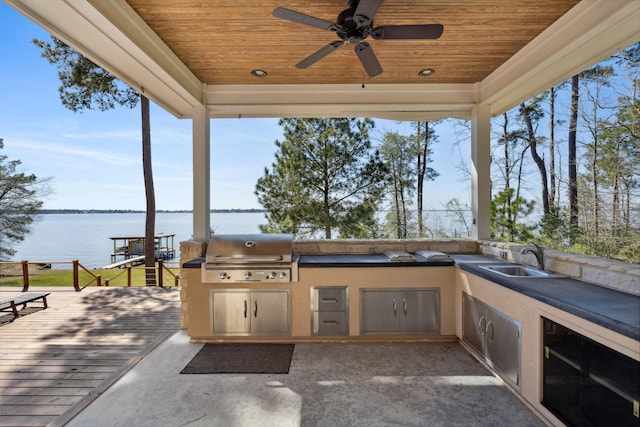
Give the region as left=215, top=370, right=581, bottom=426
left=273, top=0, right=443, bottom=77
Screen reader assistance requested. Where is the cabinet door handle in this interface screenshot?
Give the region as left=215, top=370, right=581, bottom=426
left=392, top=299, right=397, bottom=317
left=486, top=320, right=495, bottom=341
left=402, top=299, right=408, bottom=316
left=478, top=316, right=487, bottom=337
left=243, top=300, right=247, bottom=318
left=254, top=300, right=258, bottom=317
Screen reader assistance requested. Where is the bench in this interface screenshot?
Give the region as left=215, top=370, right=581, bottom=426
left=0, top=292, right=50, bottom=321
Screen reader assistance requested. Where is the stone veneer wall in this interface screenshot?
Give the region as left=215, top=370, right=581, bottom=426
left=481, top=241, right=640, bottom=296
left=178, top=240, right=207, bottom=329
left=178, top=238, right=639, bottom=329
left=293, top=238, right=481, bottom=255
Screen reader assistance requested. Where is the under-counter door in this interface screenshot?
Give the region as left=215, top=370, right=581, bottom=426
left=250, top=291, right=289, bottom=334
left=361, top=290, right=401, bottom=333
left=462, top=293, right=485, bottom=356
left=401, top=290, right=439, bottom=333
left=485, top=308, right=521, bottom=386
left=212, top=291, right=250, bottom=334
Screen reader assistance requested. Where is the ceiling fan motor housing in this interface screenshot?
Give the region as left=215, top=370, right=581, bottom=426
left=336, top=6, right=372, bottom=44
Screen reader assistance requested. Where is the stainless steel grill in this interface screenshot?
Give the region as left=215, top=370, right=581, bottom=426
left=201, top=234, right=297, bottom=283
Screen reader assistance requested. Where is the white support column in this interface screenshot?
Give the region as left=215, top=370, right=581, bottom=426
left=471, top=103, right=491, bottom=240
left=192, top=105, right=210, bottom=241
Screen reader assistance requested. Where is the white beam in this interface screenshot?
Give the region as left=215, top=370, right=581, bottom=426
left=192, top=105, right=210, bottom=241
left=205, top=83, right=477, bottom=119
left=482, top=0, right=640, bottom=116
left=471, top=104, right=492, bottom=240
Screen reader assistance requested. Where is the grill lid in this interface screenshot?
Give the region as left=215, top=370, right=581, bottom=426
left=205, top=234, right=293, bottom=264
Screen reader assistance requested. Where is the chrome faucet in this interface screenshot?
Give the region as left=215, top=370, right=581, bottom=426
left=521, top=243, right=544, bottom=270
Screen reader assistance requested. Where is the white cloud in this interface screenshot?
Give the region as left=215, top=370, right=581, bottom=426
left=8, top=139, right=140, bottom=167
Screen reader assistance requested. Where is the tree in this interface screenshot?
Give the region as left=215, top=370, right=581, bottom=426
left=490, top=112, right=534, bottom=242
left=34, top=37, right=157, bottom=285
left=256, top=118, right=387, bottom=239
left=380, top=131, right=414, bottom=238
left=0, top=139, right=49, bottom=259
left=579, top=65, right=615, bottom=238
left=490, top=187, right=535, bottom=242
left=568, top=74, right=579, bottom=244
left=411, top=121, right=440, bottom=237
left=519, top=100, right=551, bottom=215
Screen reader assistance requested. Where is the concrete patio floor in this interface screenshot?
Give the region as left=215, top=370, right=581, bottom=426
left=66, top=331, right=547, bottom=427
left=1, top=286, right=547, bottom=426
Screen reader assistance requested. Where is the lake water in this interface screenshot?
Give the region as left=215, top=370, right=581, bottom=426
left=10, top=212, right=265, bottom=269
left=9, top=210, right=471, bottom=269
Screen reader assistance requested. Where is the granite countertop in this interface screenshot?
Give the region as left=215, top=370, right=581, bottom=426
left=298, top=254, right=455, bottom=267
left=183, top=257, right=204, bottom=268
left=452, top=255, right=640, bottom=341
left=183, top=254, right=455, bottom=268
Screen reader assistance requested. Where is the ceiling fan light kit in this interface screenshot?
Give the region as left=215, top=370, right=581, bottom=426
left=273, top=0, right=443, bottom=78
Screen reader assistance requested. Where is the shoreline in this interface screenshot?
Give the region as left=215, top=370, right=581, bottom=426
left=37, top=209, right=266, bottom=214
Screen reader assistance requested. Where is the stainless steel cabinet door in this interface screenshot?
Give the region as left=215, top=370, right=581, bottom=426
left=361, top=290, right=401, bottom=333
left=485, top=308, right=521, bottom=386
left=462, top=292, right=521, bottom=387
left=401, top=290, right=439, bottom=332
left=462, top=293, right=485, bottom=355
left=212, top=291, right=250, bottom=334
left=251, top=291, right=289, bottom=334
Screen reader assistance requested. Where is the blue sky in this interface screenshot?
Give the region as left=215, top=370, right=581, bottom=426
left=0, top=3, right=470, bottom=211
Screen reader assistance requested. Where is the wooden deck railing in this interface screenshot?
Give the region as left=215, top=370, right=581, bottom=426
left=0, top=259, right=179, bottom=291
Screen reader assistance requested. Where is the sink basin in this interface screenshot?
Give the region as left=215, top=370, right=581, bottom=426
left=479, top=264, right=562, bottom=278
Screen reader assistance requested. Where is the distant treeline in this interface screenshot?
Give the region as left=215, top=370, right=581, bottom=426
left=36, top=209, right=266, bottom=214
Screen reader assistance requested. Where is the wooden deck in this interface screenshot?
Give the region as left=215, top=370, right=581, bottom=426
left=0, top=286, right=181, bottom=427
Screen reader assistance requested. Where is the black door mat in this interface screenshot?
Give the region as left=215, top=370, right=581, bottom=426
left=180, top=343, right=295, bottom=374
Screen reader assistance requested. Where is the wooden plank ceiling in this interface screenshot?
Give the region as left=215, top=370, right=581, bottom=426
left=125, top=0, right=580, bottom=86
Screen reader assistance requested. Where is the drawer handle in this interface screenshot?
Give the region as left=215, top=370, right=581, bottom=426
left=486, top=320, right=495, bottom=341
left=478, top=316, right=487, bottom=337
left=321, top=298, right=338, bottom=303
left=322, top=320, right=339, bottom=325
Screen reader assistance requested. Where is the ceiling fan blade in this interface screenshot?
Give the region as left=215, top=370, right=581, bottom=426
left=354, top=42, right=383, bottom=77
left=354, top=0, right=384, bottom=27
left=296, top=41, right=344, bottom=69
left=273, top=7, right=337, bottom=31
left=373, top=24, right=444, bottom=40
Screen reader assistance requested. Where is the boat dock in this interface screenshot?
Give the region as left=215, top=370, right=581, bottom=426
left=108, top=234, right=176, bottom=267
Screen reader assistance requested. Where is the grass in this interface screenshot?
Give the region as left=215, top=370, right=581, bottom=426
left=0, top=267, right=180, bottom=288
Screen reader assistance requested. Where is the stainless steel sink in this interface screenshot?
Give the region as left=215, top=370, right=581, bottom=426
left=479, top=264, right=562, bottom=278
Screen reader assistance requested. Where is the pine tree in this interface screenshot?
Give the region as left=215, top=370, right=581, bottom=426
left=34, top=37, right=157, bottom=284
left=255, top=118, right=387, bottom=239
left=0, top=139, right=49, bottom=259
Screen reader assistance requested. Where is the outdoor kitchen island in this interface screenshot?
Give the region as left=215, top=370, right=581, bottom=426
left=183, top=251, right=458, bottom=341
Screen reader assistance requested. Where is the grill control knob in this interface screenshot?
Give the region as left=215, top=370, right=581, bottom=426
left=219, top=272, right=228, bottom=280
left=267, top=272, right=277, bottom=280
left=279, top=272, right=287, bottom=279
left=244, top=271, right=252, bottom=280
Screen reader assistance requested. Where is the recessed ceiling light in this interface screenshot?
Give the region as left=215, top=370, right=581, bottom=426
left=251, top=69, right=268, bottom=78
left=418, top=68, right=435, bottom=77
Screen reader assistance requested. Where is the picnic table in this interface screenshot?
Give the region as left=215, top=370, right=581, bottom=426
left=0, top=292, right=50, bottom=321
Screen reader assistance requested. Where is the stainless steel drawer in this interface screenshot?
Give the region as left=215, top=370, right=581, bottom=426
left=312, top=311, right=348, bottom=336
left=311, top=287, right=347, bottom=312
